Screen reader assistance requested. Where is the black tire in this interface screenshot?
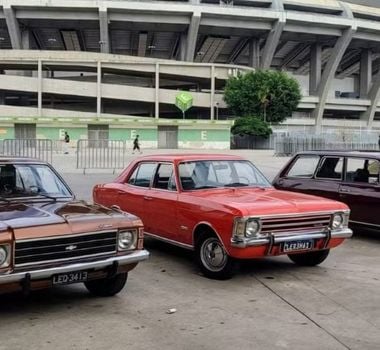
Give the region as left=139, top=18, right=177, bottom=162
left=84, top=273, right=128, bottom=297
left=288, top=249, right=330, bottom=266
left=195, top=233, right=236, bottom=280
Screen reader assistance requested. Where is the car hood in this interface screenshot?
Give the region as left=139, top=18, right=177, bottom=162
left=0, top=200, right=141, bottom=239
left=185, top=187, right=347, bottom=216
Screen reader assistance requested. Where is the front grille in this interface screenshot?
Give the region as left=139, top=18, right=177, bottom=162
left=15, top=231, right=117, bottom=267
left=261, top=214, right=331, bottom=235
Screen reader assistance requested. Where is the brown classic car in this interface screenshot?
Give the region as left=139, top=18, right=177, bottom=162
left=0, top=157, right=149, bottom=296
left=273, top=151, right=380, bottom=233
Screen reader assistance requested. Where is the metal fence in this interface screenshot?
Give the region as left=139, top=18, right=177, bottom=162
left=0, top=139, right=53, bottom=163
left=76, top=139, right=126, bottom=173
left=274, top=132, right=379, bottom=156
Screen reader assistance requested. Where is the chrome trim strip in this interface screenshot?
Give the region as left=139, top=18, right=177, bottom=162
left=350, top=220, right=380, bottom=228
left=0, top=250, right=150, bottom=284
left=144, top=232, right=194, bottom=250
left=242, top=210, right=349, bottom=220
left=16, top=229, right=118, bottom=243
left=15, top=251, right=116, bottom=268
left=231, top=228, right=352, bottom=248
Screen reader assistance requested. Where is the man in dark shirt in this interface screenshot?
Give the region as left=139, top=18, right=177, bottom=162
left=133, top=135, right=142, bottom=154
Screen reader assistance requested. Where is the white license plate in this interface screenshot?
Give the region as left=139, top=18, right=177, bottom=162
left=282, top=240, right=313, bottom=253
left=52, top=271, right=88, bottom=285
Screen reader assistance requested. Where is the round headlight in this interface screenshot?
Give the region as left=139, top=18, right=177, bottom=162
left=0, top=246, right=8, bottom=266
left=118, top=231, right=135, bottom=250
left=332, top=213, right=343, bottom=230
left=245, top=219, right=261, bottom=238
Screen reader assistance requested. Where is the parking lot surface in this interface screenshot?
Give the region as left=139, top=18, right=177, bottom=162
left=0, top=150, right=379, bottom=350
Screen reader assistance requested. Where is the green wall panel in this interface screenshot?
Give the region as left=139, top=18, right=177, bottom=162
left=37, top=127, right=87, bottom=140
left=110, top=128, right=157, bottom=141
left=0, top=127, right=14, bottom=139
left=179, top=129, right=230, bottom=142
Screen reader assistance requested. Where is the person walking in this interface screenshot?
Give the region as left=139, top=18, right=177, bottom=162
left=132, top=134, right=142, bottom=154
left=64, top=131, right=70, bottom=154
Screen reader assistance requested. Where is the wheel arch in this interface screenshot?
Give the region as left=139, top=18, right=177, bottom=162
left=192, top=221, right=226, bottom=249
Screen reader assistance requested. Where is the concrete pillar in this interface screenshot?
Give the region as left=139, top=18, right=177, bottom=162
left=361, top=71, right=380, bottom=128
left=210, top=65, right=215, bottom=120
left=38, top=60, right=42, bottom=117
left=179, top=34, right=187, bottom=61
left=185, top=11, right=201, bottom=62
left=360, top=49, right=372, bottom=98
left=97, top=61, right=101, bottom=117
left=21, top=29, right=31, bottom=49
left=4, top=6, right=21, bottom=49
left=99, top=10, right=110, bottom=53
left=260, top=0, right=285, bottom=69
left=309, top=44, right=322, bottom=95
left=312, top=28, right=354, bottom=132
left=248, top=38, right=260, bottom=69
left=155, top=63, right=159, bottom=119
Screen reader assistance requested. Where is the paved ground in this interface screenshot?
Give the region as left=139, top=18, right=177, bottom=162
left=0, top=149, right=379, bottom=350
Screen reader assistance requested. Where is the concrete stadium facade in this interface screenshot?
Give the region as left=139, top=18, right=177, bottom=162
left=1, top=0, right=380, bottom=148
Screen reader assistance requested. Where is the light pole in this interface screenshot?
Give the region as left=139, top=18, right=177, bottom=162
left=215, top=102, right=219, bottom=120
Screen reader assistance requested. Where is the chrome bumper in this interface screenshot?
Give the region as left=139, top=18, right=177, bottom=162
left=230, top=228, right=353, bottom=248
left=0, top=249, right=149, bottom=284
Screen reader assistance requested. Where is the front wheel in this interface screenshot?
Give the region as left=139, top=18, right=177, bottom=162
left=84, top=273, right=128, bottom=297
left=288, top=249, right=330, bottom=266
left=196, top=234, right=236, bottom=280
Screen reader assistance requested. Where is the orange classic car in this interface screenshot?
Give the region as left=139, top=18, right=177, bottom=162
left=93, top=154, right=352, bottom=279
left=0, top=157, right=149, bottom=296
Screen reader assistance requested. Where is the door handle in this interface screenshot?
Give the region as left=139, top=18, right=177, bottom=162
left=339, top=188, right=350, bottom=193
left=144, top=196, right=153, bottom=201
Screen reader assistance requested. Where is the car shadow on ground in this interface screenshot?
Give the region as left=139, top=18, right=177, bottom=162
left=0, top=284, right=113, bottom=314
left=144, top=237, right=308, bottom=279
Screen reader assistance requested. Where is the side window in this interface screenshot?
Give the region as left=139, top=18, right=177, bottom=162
left=286, top=156, right=320, bottom=178
left=153, top=163, right=176, bottom=191
left=127, top=163, right=156, bottom=187
left=346, top=158, right=378, bottom=184
left=316, top=157, right=343, bottom=180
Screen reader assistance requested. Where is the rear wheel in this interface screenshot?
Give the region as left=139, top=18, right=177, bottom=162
left=288, top=249, right=330, bottom=266
left=195, top=233, right=236, bottom=280
left=84, top=273, right=128, bottom=297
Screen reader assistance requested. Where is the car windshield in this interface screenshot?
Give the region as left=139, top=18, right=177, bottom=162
left=0, top=163, right=72, bottom=199
left=178, top=160, right=271, bottom=190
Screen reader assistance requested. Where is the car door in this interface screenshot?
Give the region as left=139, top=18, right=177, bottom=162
left=117, top=162, right=157, bottom=221
left=275, top=154, right=343, bottom=201
left=274, top=154, right=321, bottom=195
left=339, top=157, right=380, bottom=228
left=143, top=162, right=179, bottom=240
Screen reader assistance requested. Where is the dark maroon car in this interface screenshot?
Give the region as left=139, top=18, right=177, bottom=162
left=273, top=151, right=380, bottom=233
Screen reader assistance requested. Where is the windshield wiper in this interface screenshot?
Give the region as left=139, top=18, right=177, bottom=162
left=224, top=183, right=249, bottom=187
left=32, top=193, right=57, bottom=202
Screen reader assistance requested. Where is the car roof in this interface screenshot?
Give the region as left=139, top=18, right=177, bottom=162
left=135, top=153, right=245, bottom=162
left=0, top=156, right=47, bottom=164
left=297, top=150, right=380, bottom=159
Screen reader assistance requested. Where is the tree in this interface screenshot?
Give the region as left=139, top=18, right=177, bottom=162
left=224, top=70, right=301, bottom=124
left=231, top=116, right=272, bottom=139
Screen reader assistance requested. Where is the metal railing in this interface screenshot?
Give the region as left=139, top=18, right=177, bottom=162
left=0, top=139, right=53, bottom=163
left=274, top=136, right=379, bottom=156
left=76, top=139, right=126, bottom=174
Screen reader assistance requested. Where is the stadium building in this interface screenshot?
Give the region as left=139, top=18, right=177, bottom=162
left=0, top=0, right=380, bottom=148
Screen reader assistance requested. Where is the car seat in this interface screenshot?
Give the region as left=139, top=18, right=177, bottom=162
left=353, top=168, right=369, bottom=183
left=0, top=165, right=16, bottom=194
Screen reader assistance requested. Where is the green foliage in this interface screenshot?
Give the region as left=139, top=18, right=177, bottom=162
left=224, top=70, right=302, bottom=124
left=231, top=116, right=273, bottom=139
